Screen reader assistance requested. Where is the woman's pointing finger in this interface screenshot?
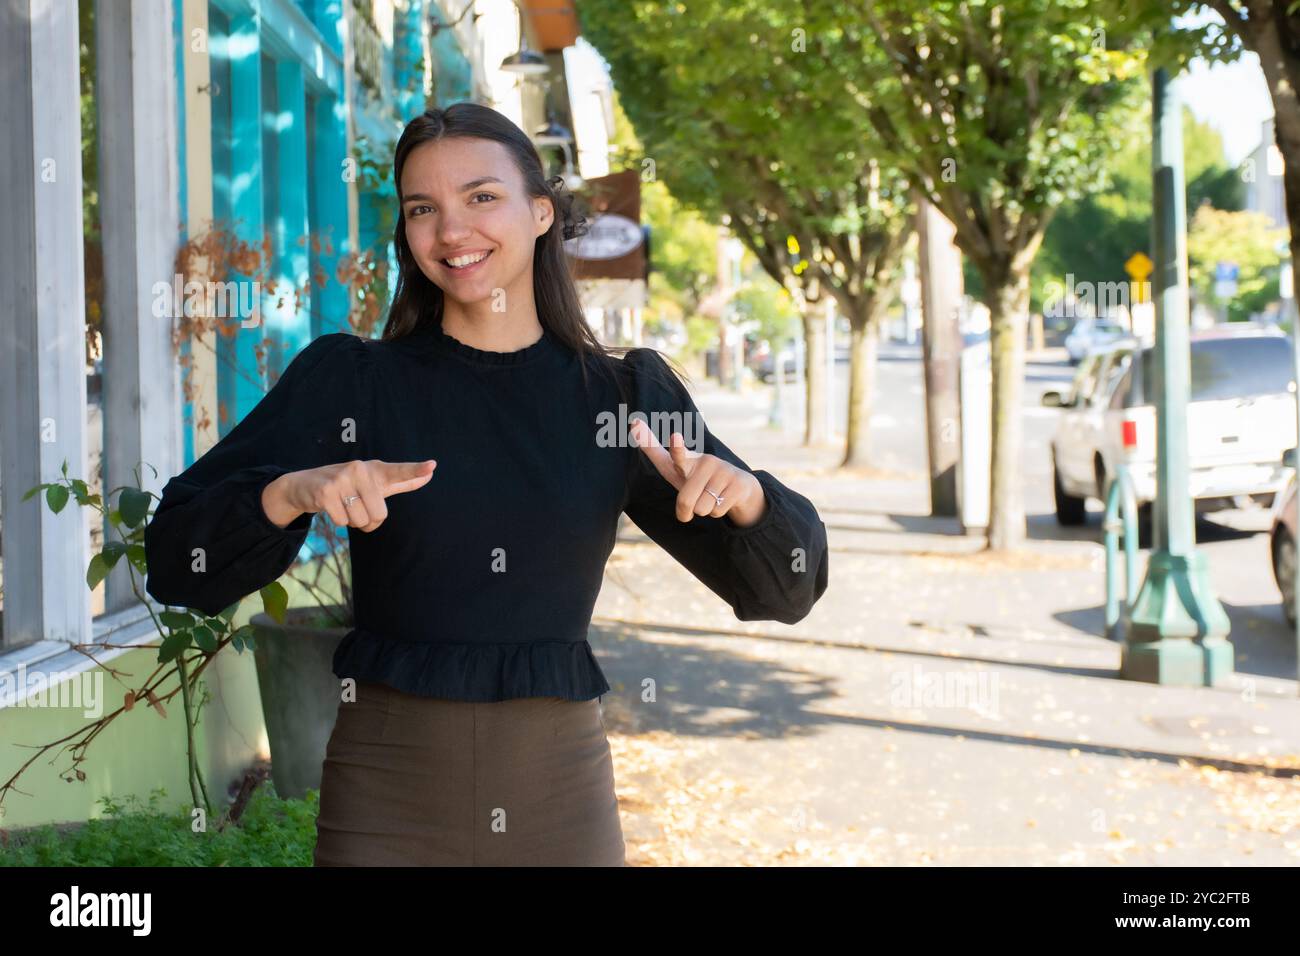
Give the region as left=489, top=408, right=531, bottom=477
left=374, top=459, right=437, bottom=497
left=630, top=419, right=679, bottom=488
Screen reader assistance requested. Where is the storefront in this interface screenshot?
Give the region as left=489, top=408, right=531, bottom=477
left=0, top=0, right=602, bottom=828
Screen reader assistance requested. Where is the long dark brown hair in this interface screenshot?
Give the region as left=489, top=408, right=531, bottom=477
left=380, top=102, right=687, bottom=407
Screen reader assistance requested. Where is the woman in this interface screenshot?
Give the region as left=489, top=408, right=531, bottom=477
left=143, top=103, right=829, bottom=866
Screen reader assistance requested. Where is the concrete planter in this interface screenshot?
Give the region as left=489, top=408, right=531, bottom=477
left=249, top=606, right=350, bottom=801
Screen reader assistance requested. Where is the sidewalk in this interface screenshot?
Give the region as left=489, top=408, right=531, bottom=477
left=592, top=378, right=1300, bottom=866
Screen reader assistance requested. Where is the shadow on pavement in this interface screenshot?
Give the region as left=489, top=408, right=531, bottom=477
left=1029, top=509, right=1266, bottom=547
left=1053, top=598, right=1295, bottom=683
left=595, top=617, right=1116, bottom=684
left=806, top=508, right=1102, bottom=547
left=589, top=619, right=1300, bottom=778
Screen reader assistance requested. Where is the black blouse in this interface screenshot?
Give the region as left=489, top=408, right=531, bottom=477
left=143, top=322, right=830, bottom=702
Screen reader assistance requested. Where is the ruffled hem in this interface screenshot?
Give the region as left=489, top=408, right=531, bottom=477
left=331, top=630, right=612, bottom=703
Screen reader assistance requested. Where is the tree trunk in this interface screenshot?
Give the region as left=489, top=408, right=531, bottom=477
left=804, top=307, right=829, bottom=446
left=842, top=300, right=887, bottom=469
left=1247, top=18, right=1300, bottom=333
left=1283, top=145, right=1300, bottom=334
left=985, top=271, right=1031, bottom=551
left=1209, top=7, right=1300, bottom=321
left=917, top=199, right=964, bottom=516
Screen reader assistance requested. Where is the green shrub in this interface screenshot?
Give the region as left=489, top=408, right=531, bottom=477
left=0, top=784, right=319, bottom=866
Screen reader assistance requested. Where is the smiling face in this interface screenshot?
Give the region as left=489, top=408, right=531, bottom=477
left=399, top=136, right=554, bottom=312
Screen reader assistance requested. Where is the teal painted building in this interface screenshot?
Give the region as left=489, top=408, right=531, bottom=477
left=176, top=0, right=476, bottom=560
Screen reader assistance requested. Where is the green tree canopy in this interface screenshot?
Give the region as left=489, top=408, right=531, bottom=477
left=1030, top=105, right=1244, bottom=313
left=1187, top=205, right=1288, bottom=319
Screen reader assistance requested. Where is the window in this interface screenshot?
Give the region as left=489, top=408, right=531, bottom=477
left=1110, top=363, right=1135, bottom=409
left=1068, top=354, right=1103, bottom=406
left=1135, top=336, right=1295, bottom=405
left=1075, top=348, right=1129, bottom=407
left=1188, top=336, right=1294, bottom=401
left=1094, top=349, right=1133, bottom=407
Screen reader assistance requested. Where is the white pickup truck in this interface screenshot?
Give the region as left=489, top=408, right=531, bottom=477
left=1044, top=326, right=1297, bottom=530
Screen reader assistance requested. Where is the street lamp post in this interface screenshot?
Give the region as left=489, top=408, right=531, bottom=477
left=1120, top=67, right=1233, bottom=685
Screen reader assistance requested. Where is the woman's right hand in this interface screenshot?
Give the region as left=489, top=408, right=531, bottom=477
left=261, top=459, right=437, bottom=532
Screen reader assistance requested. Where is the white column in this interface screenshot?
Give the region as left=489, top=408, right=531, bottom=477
left=0, top=0, right=92, bottom=647
left=825, top=295, right=836, bottom=438
left=96, top=0, right=183, bottom=613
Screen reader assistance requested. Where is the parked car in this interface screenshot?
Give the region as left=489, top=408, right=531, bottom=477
left=1269, top=451, right=1297, bottom=628
left=756, top=350, right=798, bottom=383
left=753, top=342, right=849, bottom=383
left=748, top=339, right=781, bottom=381
left=1064, top=316, right=1130, bottom=364
left=1043, top=327, right=1298, bottom=531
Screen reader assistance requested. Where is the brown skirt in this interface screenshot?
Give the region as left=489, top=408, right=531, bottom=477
left=313, top=680, right=626, bottom=866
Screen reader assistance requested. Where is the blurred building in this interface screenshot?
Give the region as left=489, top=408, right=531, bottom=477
left=1244, top=116, right=1287, bottom=229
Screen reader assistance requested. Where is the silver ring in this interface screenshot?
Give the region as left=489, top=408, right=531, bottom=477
left=706, top=488, right=724, bottom=505
left=343, top=495, right=360, bottom=506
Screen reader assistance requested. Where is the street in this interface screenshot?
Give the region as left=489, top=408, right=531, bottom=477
left=808, top=341, right=1297, bottom=683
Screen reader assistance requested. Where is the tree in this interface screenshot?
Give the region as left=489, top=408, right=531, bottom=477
left=808, top=0, right=1164, bottom=551
left=1186, top=205, right=1288, bottom=318
left=605, top=92, right=719, bottom=349
left=734, top=281, right=801, bottom=349
left=1185, top=2, right=1300, bottom=318
left=579, top=0, right=915, bottom=468
left=1033, top=105, right=1243, bottom=316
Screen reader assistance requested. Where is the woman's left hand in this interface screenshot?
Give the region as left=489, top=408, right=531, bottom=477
left=630, top=418, right=768, bottom=528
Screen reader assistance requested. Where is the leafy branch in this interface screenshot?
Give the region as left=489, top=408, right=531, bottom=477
left=12, top=461, right=288, bottom=824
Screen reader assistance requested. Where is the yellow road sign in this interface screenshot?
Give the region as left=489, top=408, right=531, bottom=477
left=1126, top=251, right=1154, bottom=304
left=1125, top=251, right=1153, bottom=281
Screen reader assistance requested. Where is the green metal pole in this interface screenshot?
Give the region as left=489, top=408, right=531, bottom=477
left=1120, top=68, right=1233, bottom=685
left=1103, top=466, right=1140, bottom=642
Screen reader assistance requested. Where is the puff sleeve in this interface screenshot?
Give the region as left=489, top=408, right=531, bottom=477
left=620, top=348, right=829, bottom=624
left=143, top=332, right=372, bottom=616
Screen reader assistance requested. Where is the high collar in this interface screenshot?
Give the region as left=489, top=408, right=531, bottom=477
left=419, top=320, right=559, bottom=367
